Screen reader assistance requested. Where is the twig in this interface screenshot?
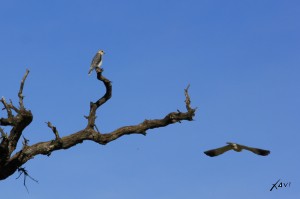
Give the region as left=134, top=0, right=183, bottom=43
left=94, top=124, right=100, bottom=133
left=184, top=84, right=197, bottom=117
left=46, top=122, right=60, bottom=140
left=18, top=69, right=30, bottom=109
left=16, top=167, right=38, bottom=193
left=0, top=127, right=7, bottom=139
left=9, top=99, right=20, bottom=113
left=1, top=97, right=13, bottom=118
left=184, top=84, right=192, bottom=111
left=22, top=136, right=29, bottom=147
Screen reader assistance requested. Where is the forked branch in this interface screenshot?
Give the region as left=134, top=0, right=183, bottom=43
left=0, top=67, right=196, bottom=181
left=46, top=122, right=60, bottom=140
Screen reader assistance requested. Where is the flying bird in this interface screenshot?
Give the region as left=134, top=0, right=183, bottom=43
left=88, top=50, right=105, bottom=75
left=204, top=142, right=270, bottom=157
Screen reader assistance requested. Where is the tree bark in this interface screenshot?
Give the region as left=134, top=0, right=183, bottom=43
left=0, top=68, right=196, bottom=180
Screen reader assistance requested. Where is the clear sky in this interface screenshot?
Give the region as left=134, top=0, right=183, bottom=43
left=1, top=0, right=299, bottom=198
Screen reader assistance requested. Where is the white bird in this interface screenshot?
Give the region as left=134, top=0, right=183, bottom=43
left=88, top=50, right=105, bottom=75
left=204, top=142, right=270, bottom=157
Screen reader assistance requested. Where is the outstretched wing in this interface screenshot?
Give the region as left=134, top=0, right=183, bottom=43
left=239, top=144, right=270, bottom=156
left=204, top=145, right=233, bottom=157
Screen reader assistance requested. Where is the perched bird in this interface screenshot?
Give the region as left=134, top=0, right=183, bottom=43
left=88, top=50, right=105, bottom=75
left=204, top=142, right=270, bottom=157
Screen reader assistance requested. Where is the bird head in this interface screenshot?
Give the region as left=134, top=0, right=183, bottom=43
left=226, top=142, right=234, bottom=146
left=98, top=50, right=105, bottom=55
left=226, top=142, right=242, bottom=152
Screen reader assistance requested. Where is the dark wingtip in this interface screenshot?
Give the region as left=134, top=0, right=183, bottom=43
left=258, top=149, right=271, bottom=156
left=204, top=150, right=217, bottom=157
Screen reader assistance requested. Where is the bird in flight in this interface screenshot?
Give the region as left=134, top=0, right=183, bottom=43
left=204, top=142, right=270, bottom=157
left=88, top=50, right=105, bottom=75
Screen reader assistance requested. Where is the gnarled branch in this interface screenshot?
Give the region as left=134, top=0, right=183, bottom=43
left=0, top=67, right=196, bottom=181
left=46, top=122, right=60, bottom=140
left=85, top=67, right=112, bottom=129
left=0, top=70, right=33, bottom=169
left=18, top=69, right=29, bottom=109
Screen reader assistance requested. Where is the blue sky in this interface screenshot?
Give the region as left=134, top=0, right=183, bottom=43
left=1, top=0, right=299, bottom=198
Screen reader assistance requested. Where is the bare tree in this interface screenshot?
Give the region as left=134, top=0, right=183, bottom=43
left=0, top=67, right=196, bottom=181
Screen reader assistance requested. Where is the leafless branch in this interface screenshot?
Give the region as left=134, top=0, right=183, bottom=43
left=18, top=69, right=30, bottom=109
left=0, top=67, right=196, bottom=181
left=46, top=122, right=60, bottom=140
left=0, top=127, right=7, bottom=139
left=0, top=70, right=33, bottom=174
left=86, top=67, right=112, bottom=130
left=9, top=99, right=20, bottom=113
left=22, top=136, right=29, bottom=147
left=16, top=167, right=38, bottom=193
left=1, top=97, right=13, bottom=118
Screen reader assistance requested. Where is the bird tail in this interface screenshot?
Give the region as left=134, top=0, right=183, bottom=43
left=88, top=68, right=92, bottom=75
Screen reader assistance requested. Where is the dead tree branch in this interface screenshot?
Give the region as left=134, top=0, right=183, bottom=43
left=16, top=167, right=38, bottom=193
left=46, top=122, right=60, bottom=140
left=0, top=70, right=33, bottom=173
left=0, top=67, right=196, bottom=181
left=0, top=128, right=7, bottom=139
left=18, top=69, right=29, bottom=109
